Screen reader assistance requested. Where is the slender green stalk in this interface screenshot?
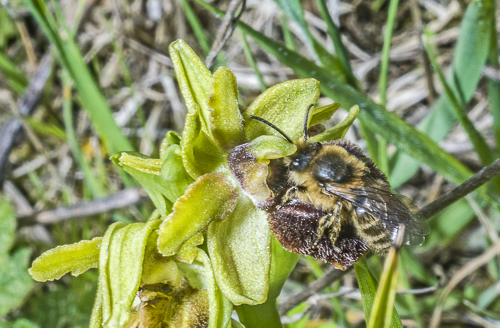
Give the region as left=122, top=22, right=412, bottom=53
left=180, top=0, right=211, bottom=55
left=236, top=298, right=282, bottom=328
left=280, top=13, right=296, bottom=51
left=424, top=34, right=495, bottom=166
left=62, top=72, right=106, bottom=198
left=377, top=0, right=400, bottom=175
left=241, top=34, right=267, bottom=92
left=23, top=0, right=133, bottom=154
left=316, top=0, right=358, bottom=88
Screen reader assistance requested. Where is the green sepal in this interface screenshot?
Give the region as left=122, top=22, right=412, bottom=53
left=170, top=39, right=213, bottom=134
left=310, top=105, right=359, bottom=142
left=90, top=219, right=162, bottom=328
left=112, top=145, right=193, bottom=218
left=244, top=78, right=320, bottom=141
left=29, top=237, right=102, bottom=282
left=268, top=237, right=299, bottom=300
left=208, top=67, right=246, bottom=151
left=207, top=196, right=272, bottom=305
left=157, top=173, right=239, bottom=258
left=181, top=105, right=227, bottom=179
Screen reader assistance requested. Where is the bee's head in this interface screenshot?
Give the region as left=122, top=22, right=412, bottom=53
left=287, top=141, right=322, bottom=172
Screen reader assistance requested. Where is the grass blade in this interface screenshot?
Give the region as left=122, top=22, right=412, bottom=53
left=424, top=34, right=495, bottom=166
left=23, top=0, right=133, bottom=154
left=241, top=35, right=267, bottom=92
left=367, top=230, right=404, bottom=328
left=389, top=0, right=493, bottom=187
left=354, top=257, right=403, bottom=328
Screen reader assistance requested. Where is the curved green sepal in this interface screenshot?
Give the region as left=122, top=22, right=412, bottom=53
left=181, top=105, right=226, bottom=179
left=207, top=196, right=272, bottom=305
left=112, top=145, right=193, bottom=218
left=310, top=105, right=359, bottom=142
left=160, top=131, right=182, bottom=160
left=244, top=78, right=320, bottom=141
left=91, top=219, right=162, bottom=327
left=157, top=173, right=238, bottom=257
left=29, top=237, right=102, bottom=282
left=177, top=249, right=234, bottom=328
left=170, top=39, right=213, bottom=133
left=208, top=67, right=246, bottom=151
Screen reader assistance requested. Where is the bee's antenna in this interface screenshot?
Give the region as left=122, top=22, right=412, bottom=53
left=303, top=104, right=314, bottom=142
left=249, top=115, right=293, bottom=144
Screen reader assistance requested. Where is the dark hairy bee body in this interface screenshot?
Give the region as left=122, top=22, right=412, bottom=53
left=229, top=106, right=429, bottom=270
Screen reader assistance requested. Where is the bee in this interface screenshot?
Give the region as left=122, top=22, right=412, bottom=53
left=234, top=105, right=429, bottom=270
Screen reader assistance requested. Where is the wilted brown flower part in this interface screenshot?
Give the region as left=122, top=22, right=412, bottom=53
left=125, top=279, right=209, bottom=328
left=268, top=199, right=370, bottom=271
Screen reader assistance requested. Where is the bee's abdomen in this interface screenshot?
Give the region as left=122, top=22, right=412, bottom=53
left=354, top=213, right=392, bottom=254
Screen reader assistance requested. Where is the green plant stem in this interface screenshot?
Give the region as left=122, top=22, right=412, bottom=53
left=236, top=298, right=282, bottom=328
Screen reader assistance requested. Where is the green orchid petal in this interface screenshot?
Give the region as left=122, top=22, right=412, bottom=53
left=176, top=233, right=205, bottom=264
left=181, top=105, right=227, bottom=179
left=176, top=249, right=233, bottom=328
left=309, top=102, right=341, bottom=126
left=112, top=145, right=193, bottom=218
left=141, top=231, right=183, bottom=286
left=244, top=78, right=320, bottom=141
left=310, top=105, right=359, bottom=142
left=90, top=219, right=161, bottom=328
left=29, top=237, right=102, bottom=282
left=160, top=131, right=182, bottom=160
left=170, top=39, right=213, bottom=134
left=208, top=67, right=246, bottom=151
left=157, top=173, right=238, bottom=257
left=207, top=195, right=272, bottom=305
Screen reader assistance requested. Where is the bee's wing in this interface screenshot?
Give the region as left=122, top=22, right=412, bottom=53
left=323, top=184, right=430, bottom=246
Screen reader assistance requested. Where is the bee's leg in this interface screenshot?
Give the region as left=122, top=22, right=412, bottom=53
left=328, top=201, right=343, bottom=253
left=277, top=186, right=299, bottom=208
left=314, top=201, right=342, bottom=253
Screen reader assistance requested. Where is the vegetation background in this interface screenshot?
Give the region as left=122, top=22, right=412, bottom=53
left=1, top=0, right=500, bottom=327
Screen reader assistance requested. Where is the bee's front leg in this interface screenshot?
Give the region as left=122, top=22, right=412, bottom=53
left=277, top=186, right=300, bottom=208
left=314, top=200, right=342, bottom=253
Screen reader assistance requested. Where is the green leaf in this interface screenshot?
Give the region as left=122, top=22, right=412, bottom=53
left=0, top=199, right=34, bottom=316
left=310, top=105, right=359, bottom=142
left=207, top=195, right=272, bottom=305
left=268, top=237, right=299, bottom=300
left=157, top=173, right=238, bottom=257
left=169, top=39, right=213, bottom=134
left=0, top=52, right=28, bottom=94
left=208, top=67, right=246, bottom=151
left=244, top=79, right=321, bottom=142
left=354, top=258, right=403, bottom=328
left=90, top=220, right=161, bottom=327
left=29, top=237, right=102, bottom=282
